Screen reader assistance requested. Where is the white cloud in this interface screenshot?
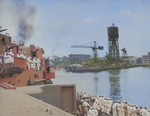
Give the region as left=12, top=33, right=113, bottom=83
left=83, top=17, right=101, bottom=24
left=118, top=9, right=132, bottom=16
left=95, top=18, right=100, bottom=20
left=136, top=15, right=150, bottom=21
left=83, top=17, right=91, bottom=23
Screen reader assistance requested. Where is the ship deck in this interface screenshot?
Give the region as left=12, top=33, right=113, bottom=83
left=0, top=86, right=74, bottom=116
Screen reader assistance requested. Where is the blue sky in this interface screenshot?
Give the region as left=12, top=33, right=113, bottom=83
left=0, top=0, right=150, bottom=58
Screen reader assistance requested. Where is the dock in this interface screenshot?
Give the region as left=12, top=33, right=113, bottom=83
left=0, top=86, right=74, bottom=116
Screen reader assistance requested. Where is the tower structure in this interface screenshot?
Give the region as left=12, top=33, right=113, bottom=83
left=121, top=47, right=129, bottom=63
left=107, top=23, right=120, bottom=59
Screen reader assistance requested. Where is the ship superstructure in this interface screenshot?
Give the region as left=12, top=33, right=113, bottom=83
left=0, top=32, right=55, bottom=87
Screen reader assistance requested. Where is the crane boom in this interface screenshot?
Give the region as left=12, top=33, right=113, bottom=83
left=71, top=41, right=104, bottom=50
left=71, top=45, right=93, bottom=48
left=71, top=41, right=104, bottom=61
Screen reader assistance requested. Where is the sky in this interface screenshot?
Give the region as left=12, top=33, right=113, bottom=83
left=0, top=0, right=150, bottom=58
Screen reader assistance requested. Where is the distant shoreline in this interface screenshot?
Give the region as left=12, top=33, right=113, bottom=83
left=71, top=64, right=148, bottom=73
left=55, top=64, right=149, bottom=72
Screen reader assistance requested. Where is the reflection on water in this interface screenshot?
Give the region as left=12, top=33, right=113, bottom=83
left=109, top=76, right=120, bottom=101
left=109, top=69, right=121, bottom=101
left=109, top=69, right=120, bottom=75
left=94, top=77, right=99, bottom=95
left=53, top=67, right=150, bottom=108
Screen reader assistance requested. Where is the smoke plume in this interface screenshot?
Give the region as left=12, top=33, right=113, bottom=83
left=15, top=0, right=37, bottom=43
left=52, top=36, right=60, bottom=56
left=0, top=0, right=37, bottom=44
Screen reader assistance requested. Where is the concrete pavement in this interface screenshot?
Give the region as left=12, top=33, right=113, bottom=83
left=0, top=87, right=74, bottom=116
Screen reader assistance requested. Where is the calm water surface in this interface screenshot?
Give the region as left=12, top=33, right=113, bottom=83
left=52, top=66, right=150, bottom=108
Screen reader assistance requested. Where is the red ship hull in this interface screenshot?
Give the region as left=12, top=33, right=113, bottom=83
left=0, top=33, right=55, bottom=87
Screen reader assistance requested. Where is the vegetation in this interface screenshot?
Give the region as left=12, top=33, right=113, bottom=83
left=51, top=53, right=146, bottom=71
left=50, top=59, right=81, bottom=70
left=82, top=54, right=122, bottom=67
left=52, top=54, right=124, bottom=70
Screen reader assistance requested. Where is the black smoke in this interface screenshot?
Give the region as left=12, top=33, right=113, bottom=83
left=12, top=0, right=37, bottom=44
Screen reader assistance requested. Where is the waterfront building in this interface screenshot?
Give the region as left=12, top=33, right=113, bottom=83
left=69, top=54, right=91, bottom=62
left=50, top=56, right=69, bottom=63
left=148, top=52, right=150, bottom=57
left=128, top=56, right=137, bottom=64
left=136, top=57, right=142, bottom=64
left=142, top=55, right=150, bottom=64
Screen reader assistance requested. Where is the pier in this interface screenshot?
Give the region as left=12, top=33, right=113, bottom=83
left=0, top=85, right=74, bottom=116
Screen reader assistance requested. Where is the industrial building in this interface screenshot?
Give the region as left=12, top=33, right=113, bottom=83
left=141, top=52, right=150, bottom=64
left=136, top=57, right=142, bottom=64
left=69, top=54, right=91, bottom=62
left=142, top=55, right=150, bottom=64
left=128, top=56, right=137, bottom=64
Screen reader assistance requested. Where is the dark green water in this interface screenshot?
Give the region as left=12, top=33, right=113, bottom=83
left=53, top=66, right=150, bottom=108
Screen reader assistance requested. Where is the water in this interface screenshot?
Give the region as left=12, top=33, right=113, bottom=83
left=52, top=66, right=150, bottom=108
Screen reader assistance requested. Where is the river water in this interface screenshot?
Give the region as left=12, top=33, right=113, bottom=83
left=52, top=66, right=150, bottom=108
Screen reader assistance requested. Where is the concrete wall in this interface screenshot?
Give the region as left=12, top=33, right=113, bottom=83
left=17, top=84, right=76, bottom=113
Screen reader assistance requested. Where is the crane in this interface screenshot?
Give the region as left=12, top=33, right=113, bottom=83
left=71, top=41, right=104, bottom=61
left=121, top=47, right=129, bottom=63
